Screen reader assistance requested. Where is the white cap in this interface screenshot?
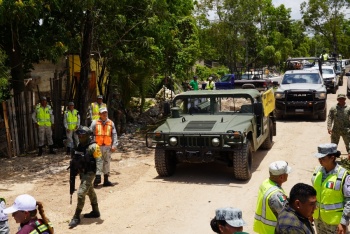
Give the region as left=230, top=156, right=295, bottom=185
left=269, top=161, right=291, bottom=176
left=3, top=194, right=36, bottom=214
left=99, top=107, right=108, bottom=113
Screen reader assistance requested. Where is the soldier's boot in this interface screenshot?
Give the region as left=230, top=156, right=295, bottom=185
left=102, top=175, right=114, bottom=187
left=83, top=203, right=100, bottom=218
left=66, top=147, right=71, bottom=155
left=38, top=146, right=43, bottom=156
left=68, top=208, right=82, bottom=227
left=93, top=176, right=100, bottom=187
left=49, top=145, right=56, bottom=154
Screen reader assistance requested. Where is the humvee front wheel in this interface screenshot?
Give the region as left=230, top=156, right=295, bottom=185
left=155, top=148, right=176, bottom=176
left=261, top=119, right=273, bottom=150
left=233, top=140, right=253, bottom=180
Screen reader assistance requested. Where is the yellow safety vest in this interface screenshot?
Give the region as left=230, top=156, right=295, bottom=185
left=205, top=81, right=215, bottom=90
left=312, top=165, right=347, bottom=225
left=35, top=104, right=52, bottom=126
left=91, top=103, right=106, bottom=120
left=254, top=179, right=284, bottom=234
left=65, top=109, right=78, bottom=130
left=323, top=54, right=329, bottom=61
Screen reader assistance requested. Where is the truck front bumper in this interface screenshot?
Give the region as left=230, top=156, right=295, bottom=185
left=275, top=100, right=326, bottom=116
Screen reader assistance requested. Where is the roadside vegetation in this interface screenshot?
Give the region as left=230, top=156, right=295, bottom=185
left=0, top=0, right=349, bottom=118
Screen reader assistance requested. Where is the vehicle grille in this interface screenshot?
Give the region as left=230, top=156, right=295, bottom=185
left=184, top=121, right=216, bottom=131
left=286, top=92, right=313, bottom=101
left=179, top=136, right=210, bottom=147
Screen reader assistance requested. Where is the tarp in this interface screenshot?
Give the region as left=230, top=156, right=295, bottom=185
left=262, top=88, right=275, bottom=116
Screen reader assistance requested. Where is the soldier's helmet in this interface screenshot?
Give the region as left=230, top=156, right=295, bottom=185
left=75, top=126, right=92, bottom=135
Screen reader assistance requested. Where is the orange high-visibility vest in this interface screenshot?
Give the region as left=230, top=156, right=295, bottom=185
left=95, top=120, right=112, bottom=146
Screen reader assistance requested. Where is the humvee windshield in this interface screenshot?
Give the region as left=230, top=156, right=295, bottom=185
left=173, top=95, right=254, bottom=115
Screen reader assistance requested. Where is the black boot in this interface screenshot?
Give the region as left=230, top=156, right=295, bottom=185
left=83, top=203, right=100, bottom=218
left=66, top=147, right=71, bottom=155
left=94, top=175, right=101, bottom=187
left=49, top=145, right=56, bottom=154
left=38, top=146, right=43, bottom=156
left=103, top=175, right=114, bottom=187
left=69, top=208, right=82, bottom=227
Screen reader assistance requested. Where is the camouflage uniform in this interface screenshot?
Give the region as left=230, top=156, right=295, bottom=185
left=69, top=137, right=103, bottom=227
left=327, top=104, right=350, bottom=152
left=76, top=142, right=102, bottom=210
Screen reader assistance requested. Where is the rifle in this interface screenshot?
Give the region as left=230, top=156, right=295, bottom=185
left=67, top=159, right=77, bottom=204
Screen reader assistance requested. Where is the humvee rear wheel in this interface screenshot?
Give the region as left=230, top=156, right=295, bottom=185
left=155, top=148, right=176, bottom=176
left=233, top=140, right=253, bottom=180
left=261, top=119, right=273, bottom=150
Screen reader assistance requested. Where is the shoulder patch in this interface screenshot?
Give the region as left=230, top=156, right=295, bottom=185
left=277, top=194, right=287, bottom=202
left=93, top=145, right=102, bottom=158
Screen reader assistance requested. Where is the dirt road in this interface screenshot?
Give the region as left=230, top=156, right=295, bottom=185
left=1, top=80, right=349, bottom=234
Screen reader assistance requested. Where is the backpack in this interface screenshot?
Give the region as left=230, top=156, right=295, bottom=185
left=70, top=142, right=96, bottom=173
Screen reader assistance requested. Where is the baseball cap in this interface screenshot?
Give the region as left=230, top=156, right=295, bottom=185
left=68, top=102, right=74, bottom=105
left=40, top=96, right=47, bottom=101
left=97, top=95, right=103, bottom=99
left=208, top=76, right=213, bottom=80
left=314, top=143, right=338, bottom=158
left=193, top=75, right=198, bottom=79
left=215, top=207, right=246, bottom=227
left=99, top=107, right=108, bottom=113
left=337, top=94, right=346, bottom=99
left=269, top=161, right=291, bottom=176
left=3, top=194, right=36, bottom=214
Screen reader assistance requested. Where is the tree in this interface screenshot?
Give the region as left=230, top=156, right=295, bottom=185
left=301, top=0, right=350, bottom=55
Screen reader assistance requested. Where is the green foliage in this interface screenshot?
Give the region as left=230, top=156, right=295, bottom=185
left=0, top=49, right=10, bottom=101
left=194, top=64, right=228, bottom=81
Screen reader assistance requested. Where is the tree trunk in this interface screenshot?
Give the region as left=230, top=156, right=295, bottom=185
left=77, top=10, right=94, bottom=126
left=6, top=25, right=25, bottom=95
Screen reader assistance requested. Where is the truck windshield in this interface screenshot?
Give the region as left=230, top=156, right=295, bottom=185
left=282, top=74, right=321, bottom=84
left=322, top=69, right=334, bottom=75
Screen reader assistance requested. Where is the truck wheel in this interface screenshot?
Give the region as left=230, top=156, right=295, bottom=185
left=274, top=111, right=283, bottom=120
left=332, top=87, right=337, bottom=94
left=155, top=148, right=176, bottom=176
left=318, top=105, right=327, bottom=121
left=261, top=120, right=273, bottom=149
left=233, top=140, right=253, bottom=180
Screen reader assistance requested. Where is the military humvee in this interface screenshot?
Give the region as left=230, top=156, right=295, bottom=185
left=146, top=88, right=276, bottom=180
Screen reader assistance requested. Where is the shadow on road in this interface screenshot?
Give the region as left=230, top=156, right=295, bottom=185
left=153, top=145, right=272, bottom=186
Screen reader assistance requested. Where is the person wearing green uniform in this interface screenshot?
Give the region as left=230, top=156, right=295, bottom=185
left=189, top=75, right=199, bottom=90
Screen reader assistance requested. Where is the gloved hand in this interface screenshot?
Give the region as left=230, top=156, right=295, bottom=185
left=95, top=175, right=101, bottom=184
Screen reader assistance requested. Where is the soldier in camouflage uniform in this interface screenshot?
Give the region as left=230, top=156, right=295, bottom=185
left=327, top=94, right=350, bottom=157
left=69, top=126, right=103, bottom=228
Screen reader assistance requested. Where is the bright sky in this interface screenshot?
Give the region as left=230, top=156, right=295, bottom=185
left=272, top=0, right=350, bottom=20
left=272, top=0, right=303, bottom=19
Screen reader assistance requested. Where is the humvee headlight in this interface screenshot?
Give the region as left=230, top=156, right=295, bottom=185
left=154, top=131, right=162, bottom=139
left=169, top=137, right=178, bottom=146
left=315, top=92, right=326, bottom=99
left=275, top=93, right=285, bottom=99
left=212, top=138, right=220, bottom=147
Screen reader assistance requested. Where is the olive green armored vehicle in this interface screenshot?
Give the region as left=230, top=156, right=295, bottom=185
left=146, top=88, right=276, bottom=180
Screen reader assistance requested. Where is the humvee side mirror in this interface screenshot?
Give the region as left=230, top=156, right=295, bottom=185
left=171, top=107, right=180, bottom=118
left=254, top=103, right=263, bottom=116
